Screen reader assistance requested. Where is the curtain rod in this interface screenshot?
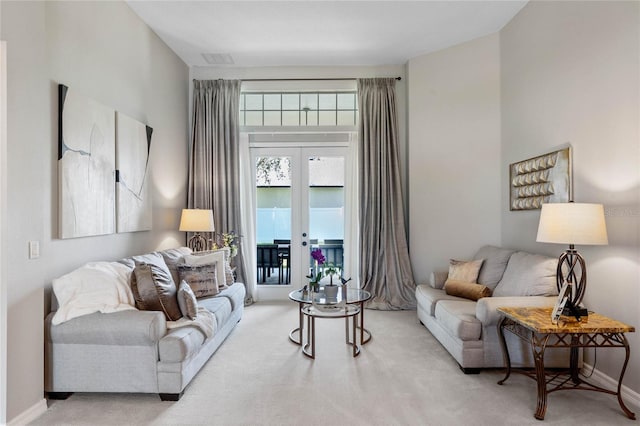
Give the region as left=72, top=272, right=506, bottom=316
left=192, top=77, right=401, bottom=82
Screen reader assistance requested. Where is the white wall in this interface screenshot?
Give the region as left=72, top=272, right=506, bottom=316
left=501, top=1, right=639, bottom=394
left=407, top=33, right=502, bottom=281
left=0, top=1, right=189, bottom=421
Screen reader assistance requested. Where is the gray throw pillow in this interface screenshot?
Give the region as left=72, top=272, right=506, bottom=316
left=177, top=263, right=219, bottom=298
left=131, top=263, right=182, bottom=321
left=177, top=280, right=198, bottom=320
left=473, top=245, right=516, bottom=291
left=493, top=251, right=558, bottom=297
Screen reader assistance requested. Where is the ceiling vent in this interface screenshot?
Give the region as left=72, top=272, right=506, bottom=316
left=201, top=53, right=234, bottom=65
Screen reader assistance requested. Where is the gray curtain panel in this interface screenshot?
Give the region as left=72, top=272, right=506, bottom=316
left=189, top=79, right=249, bottom=300
left=357, top=78, right=416, bottom=310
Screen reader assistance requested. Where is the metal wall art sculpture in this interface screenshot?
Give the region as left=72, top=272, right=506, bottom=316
left=509, top=147, right=572, bottom=211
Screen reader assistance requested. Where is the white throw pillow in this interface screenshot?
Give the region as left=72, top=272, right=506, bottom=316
left=52, top=262, right=136, bottom=325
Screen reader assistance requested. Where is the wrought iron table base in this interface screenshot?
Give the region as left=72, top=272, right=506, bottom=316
left=289, top=301, right=371, bottom=346
left=498, top=316, right=635, bottom=421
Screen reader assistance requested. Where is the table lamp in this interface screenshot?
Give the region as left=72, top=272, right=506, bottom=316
left=536, top=202, right=608, bottom=319
left=179, top=209, right=215, bottom=252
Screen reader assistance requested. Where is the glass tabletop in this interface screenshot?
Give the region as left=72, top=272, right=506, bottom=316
left=289, top=286, right=371, bottom=305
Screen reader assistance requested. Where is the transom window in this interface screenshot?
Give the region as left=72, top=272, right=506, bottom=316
left=240, top=92, right=358, bottom=127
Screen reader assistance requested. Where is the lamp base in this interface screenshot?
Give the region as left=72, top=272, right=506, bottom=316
left=188, top=234, right=207, bottom=252
left=562, top=302, right=589, bottom=321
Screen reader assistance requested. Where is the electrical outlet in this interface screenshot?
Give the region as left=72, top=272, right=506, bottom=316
left=28, top=241, right=40, bottom=259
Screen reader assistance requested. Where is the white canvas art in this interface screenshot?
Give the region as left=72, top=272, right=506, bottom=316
left=59, top=85, right=116, bottom=239
left=115, top=112, right=152, bottom=232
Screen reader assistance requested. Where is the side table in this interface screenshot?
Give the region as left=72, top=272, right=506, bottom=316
left=497, top=306, right=635, bottom=420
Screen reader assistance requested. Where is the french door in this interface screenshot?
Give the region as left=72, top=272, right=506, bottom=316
left=253, top=145, right=350, bottom=300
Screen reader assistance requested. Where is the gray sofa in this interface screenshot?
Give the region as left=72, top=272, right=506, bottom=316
left=416, top=245, right=570, bottom=373
left=45, top=247, right=245, bottom=401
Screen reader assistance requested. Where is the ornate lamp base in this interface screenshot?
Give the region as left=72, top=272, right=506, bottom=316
left=188, top=234, right=207, bottom=252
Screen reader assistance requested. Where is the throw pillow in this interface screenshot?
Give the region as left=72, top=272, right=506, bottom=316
left=131, top=263, right=182, bottom=321
left=444, top=279, right=492, bottom=301
left=177, top=263, right=219, bottom=298
left=182, top=251, right=227, bottom=290
left=224, top=259, right=235, bottom=287
left=473, top=246, right=516, bottom=291
left=160, top=247, right=193, bottom=286
left=493, top=252, right=558, bottom=297
left=445, top=259, right=484, bottom=285
left=177, top=280, right=198, bottom=320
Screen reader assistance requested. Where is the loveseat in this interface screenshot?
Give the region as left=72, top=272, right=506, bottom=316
left=45, top=247, right=245, bottom=401
left=416, top=245, right=570, bottom=373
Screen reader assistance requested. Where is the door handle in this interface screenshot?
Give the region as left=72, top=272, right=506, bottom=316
left=302, top=232, right=307, bottom=237
left=302, top=241, right=307, bottom=246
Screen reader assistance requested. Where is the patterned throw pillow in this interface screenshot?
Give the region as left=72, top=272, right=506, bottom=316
left=177, top=280, right=198, bottom=320
left=182, top=251, right=227, bottom=290
left=445, top=259, right=484, bottom=285
left=131, top=263, right=182, bottom=321
left=177, top=263, right=219, bottom=298
left=224, top=260, right=235, bottom=287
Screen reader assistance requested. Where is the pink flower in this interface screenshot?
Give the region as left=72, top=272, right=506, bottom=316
left=311, top=248, right=325, bottom=265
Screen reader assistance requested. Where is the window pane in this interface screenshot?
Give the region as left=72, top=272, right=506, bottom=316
left=245, top=94, right=262, bottom=110
left=282, top=94, right=299, bottom=110
left=318, top=111, right=336, bottom=126
left=300, top=110, right=318, bottom=126
left=263, top=94, right=281, bottom=111
left=337, top=93, right=355, bottom=110
left=319, top=94, right=336, bottom=110
left=239, top=110, right=245, bottom=126
left=245, top=111, right=262, bottom=126
left=282, top=111, right=299, bottom=126
left=337, top=111, right=355, bottom=126
left=263, top=111, right=281, bottom=126
left=300, top=94, right=317, bottom=110
left=239, top=94, right=245, bottom=110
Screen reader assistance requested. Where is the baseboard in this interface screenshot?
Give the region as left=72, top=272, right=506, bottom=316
left=7, top=398, right=47, bottom=426
left=582, top=362, right=640, bottom=410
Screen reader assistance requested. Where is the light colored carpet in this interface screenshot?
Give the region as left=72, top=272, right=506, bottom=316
left=32, top=302, right=636, bottom=425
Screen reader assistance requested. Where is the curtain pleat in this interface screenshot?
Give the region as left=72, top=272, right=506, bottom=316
left=358, top=78, right=416, bottom=310
left=189, top=79, right=253, bottom=303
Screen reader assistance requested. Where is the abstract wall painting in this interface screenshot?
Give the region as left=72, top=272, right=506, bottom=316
left=509, top=146, right=572, bottom=211
left=58, top=84, right=116, bottom=238
left=115, top=112, right=153, bottom=233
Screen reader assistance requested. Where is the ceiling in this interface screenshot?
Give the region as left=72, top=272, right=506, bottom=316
left=126, top=0, right=528, bottom=68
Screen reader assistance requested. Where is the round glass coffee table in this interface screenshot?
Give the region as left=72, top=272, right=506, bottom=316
left=288, top=286, right=372, bottom=349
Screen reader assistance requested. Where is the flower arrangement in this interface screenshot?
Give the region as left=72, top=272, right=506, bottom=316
left=213, top=231, right=240, bottom=257
left=306, top=248, right=340, bottom=288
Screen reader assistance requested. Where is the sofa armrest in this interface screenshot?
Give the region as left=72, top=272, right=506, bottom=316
left=476, top=296, right=556, bottom=326
left=429, top=271, right=449, bottom=289
left=46, top=309, right=167, bottom=346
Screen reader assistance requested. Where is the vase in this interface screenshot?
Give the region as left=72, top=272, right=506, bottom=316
left=324, top=284, right=339, bottom=300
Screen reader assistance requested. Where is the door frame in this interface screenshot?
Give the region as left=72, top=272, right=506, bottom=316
left=249, top=136, right=353, bottom=301
left=1, top=40, right=8, bottom=425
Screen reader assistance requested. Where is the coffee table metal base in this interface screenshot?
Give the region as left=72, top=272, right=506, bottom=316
left=301, top=304, right=360, bottom=359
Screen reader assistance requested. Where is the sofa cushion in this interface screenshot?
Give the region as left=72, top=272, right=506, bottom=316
left=160, top=247, right=192, bottom=287
left=131, top=263, right=182, bottom=321
left=217, top=282, right=246, bottom=310
left=177, top=280, right=198, bottom=320
left=445, top=259, right=484, bottom=285
left=434, top=300, right=482, bottom=341
left=473, top=245, right=516, bottom=290
left=444, top=279, right=492, bottom=301
left=197, top=296, right=232, bottom=326
left=493, top=251, right=558, bottom=297
left=159, top=325, right=207, bottom=363
left=415, top=285, right=468, bottom=316
left=177, top=263, right=219, bottom=298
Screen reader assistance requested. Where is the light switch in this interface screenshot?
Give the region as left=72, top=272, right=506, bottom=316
left=28, top=241, right=40, bottom=259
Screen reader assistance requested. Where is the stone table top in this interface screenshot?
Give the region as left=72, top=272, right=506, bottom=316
left=497, top=307, right=636, bottom=334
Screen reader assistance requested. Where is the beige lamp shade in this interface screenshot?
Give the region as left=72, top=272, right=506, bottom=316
left=536, top=203, right=608, bottom=245
left=179, top=209, right=215, bottom=233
